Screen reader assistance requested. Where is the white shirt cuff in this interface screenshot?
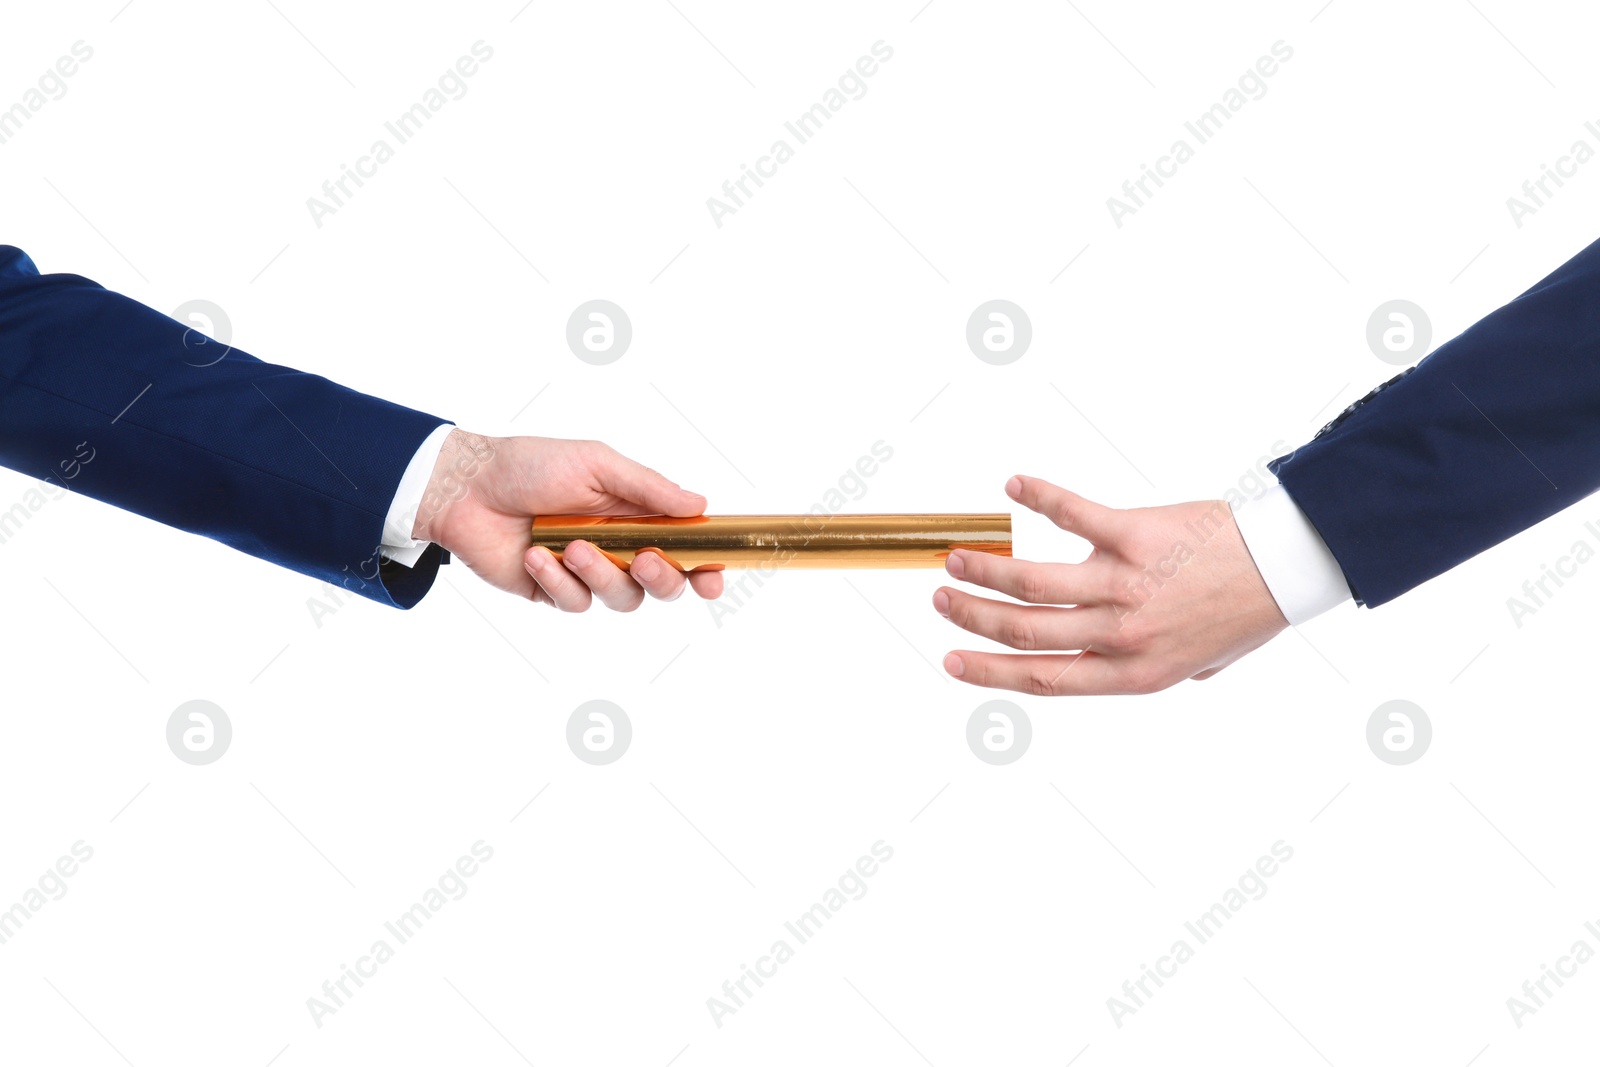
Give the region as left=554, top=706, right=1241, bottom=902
left=380, top=422, right=455, bottom=568
left=1230, top=479, right=1350, bottom=625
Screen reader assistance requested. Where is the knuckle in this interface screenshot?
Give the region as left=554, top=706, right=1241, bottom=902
left=1107, top=612, right=1150, bottom=652
left=1096, top=625, right=1132, bottom=654
left=1016, top=572, right=1051, bottom=604
left=1002, top=618, right=1037, bottom=651
left=1022, top=665, right=1061, bottom=697
left=1121, top=664, right=1166, bottom=695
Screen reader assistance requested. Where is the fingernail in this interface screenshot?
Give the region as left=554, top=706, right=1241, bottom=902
left=633, top=553, right=659, bottom=580
left=943, top=652, right=964, bottom=677
left=566, top=541, right=590, bottom=565
left=932, top=589, right=950, bottom=617
left=945, top=551, right=965, bottom=580
left=1005, top=476, right=1023, bottom=498
left=525, top=550, right=546, bottom=574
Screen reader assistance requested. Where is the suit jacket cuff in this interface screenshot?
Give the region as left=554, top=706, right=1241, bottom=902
left=380, top=421, right=455, bottom=567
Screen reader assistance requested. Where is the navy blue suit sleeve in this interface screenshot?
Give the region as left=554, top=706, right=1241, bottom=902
left=0, top=246, right=450, bottom=608
left=1269, top=236, right=1600, bottom=608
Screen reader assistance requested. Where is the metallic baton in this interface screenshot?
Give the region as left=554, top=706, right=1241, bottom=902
left=529, top=513, right=1012, bottom=571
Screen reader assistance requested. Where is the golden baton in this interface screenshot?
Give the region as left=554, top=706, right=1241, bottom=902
left=529, top=513, right=1012, bottom=571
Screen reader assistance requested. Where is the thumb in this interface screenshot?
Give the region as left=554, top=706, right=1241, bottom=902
left=1006, top=475, right=1125, bottom=544
left=595, top=449, right=708, bottom=517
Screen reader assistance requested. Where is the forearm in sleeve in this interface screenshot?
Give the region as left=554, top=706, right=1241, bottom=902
left=1269, top=236, right=1600, bottom=607
left=0, top=247, right=449, bottom=607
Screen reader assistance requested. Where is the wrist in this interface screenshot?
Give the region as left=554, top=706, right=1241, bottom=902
left=412, top=427, right=497, bottom=544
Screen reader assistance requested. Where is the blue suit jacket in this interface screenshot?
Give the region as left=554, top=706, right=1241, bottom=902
left=0, top=246, right=449, bottom=607
left=1271, top=236, right=1600, bottom=608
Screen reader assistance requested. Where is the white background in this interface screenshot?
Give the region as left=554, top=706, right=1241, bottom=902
left=2, top=1, right=1599, bottom=1063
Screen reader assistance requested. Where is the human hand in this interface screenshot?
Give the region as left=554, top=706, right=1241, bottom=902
left=413, top=430, right=724, bottom=610
left=934, top=476, right=1288, bottom=695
